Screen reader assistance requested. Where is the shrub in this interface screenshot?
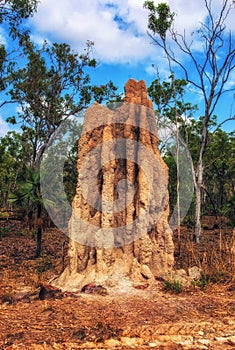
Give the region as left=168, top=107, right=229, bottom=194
left=163, top=279, right=183, bottom=294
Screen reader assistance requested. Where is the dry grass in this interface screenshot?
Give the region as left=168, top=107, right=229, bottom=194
left=173, top=224, right=234, bottom=284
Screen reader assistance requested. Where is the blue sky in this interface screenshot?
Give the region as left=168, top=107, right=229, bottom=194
left=1, top=0, right=235, bottom=136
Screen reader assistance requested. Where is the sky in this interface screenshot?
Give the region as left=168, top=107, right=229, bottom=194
left=1, top=0, right=235, bottom=136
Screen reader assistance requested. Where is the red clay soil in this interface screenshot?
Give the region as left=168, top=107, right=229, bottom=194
left=0, top=221, right=234, bottom=349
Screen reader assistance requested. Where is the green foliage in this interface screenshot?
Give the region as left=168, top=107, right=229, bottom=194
left=7, top=38, right=118, bottom=169
left=8, top=169, right=41, bottom=204
left=0, top=0, right=38, bottom=39
left=145, top=0, right=235, bottom=240
left=0, top=227, right=10, bottom=238
left=143, top=1, right=174, bottom=39
left=209, top=270, right=230, bottom=284
left=175, top=127, right=233, bottom=222
left=0, top=44, right=7, bottom=91
left=148, top=77, right=194, bottom=118
left=193, top=270, right=231, bottom=290
left=91, top=81, right=120, bottom=104
left=149, top=77, right=234, bottom=225
left=1, top=17, right=118, bottom=255
left=0, top=0, right=38, bottom=22
left=0, top=131, right=31, bottom=208
left=63, top=142, right=79, bottom=204
left=192, top=271, right=209, bottom=290
left=0, top=0, right=39, bottom=110
left=41, top=120, right=83, bottom=207
left=7, top=167, right=43, bottom=257
left=149, top=77, right=197, bottom=222
left=9, top=40, right=92, bottom=121
left=203, top=130, right=235, bottom=222
left=163, top=279, right=183, bottom=294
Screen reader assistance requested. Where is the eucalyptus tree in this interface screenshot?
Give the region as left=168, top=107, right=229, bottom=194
left=148, top=76, right=197, bottom=250
left=144, top=0, right=235, bottom=241
left=8, top=38, right=117, bottom=167
left=0, top=0, right=38, bottom=105
left=7, top=37, right=118, bottom=256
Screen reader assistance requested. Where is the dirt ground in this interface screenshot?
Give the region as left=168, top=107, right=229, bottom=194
left=0, top=220, right=235, bottom=350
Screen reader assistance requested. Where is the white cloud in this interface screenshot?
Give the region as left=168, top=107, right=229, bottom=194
left=168, top=0, right=206, bottom=32
left=30, top=34, right=51, bottom=46
left=30, top=0, right=235, bottom=65
left=0, top=117, right=10, bottom=137
left=30, top=0, right=155, bottom=63
left=0, top=27, right=7, bottom=47
left=145, top=61, right=171, bottom=80
left=145, top=64, right=157, bottom=76
left=225, top=69, right=235, bottom=89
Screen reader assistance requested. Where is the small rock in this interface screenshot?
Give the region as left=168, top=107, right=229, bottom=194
left=104, top=338, right=121, bottom=347
left=0, top=295, right=13, bottom=304
left=81, top=283, right=108, bottom=296
left=228, top=336, right=235, bottom=345
left=39, top=285, right=63, bottom=300
left=121, top=337, right=143, bottom=347
left=198, top=330, right=205, bottom=336
left=215, top=336, right=229, bottom=343
left=155, top=276, right=165, bottom=282
left=133, top=283, right=149, bottom=290
left=10, top=286, right=39, bottom=303
left=188, top=266, right=201, bottom=280
left=141, top=264, right=154, bottom=280
left=198, top=339, right=210, bottom=346
left=149, top=342, right=157, bottom=347
left=178, top=337, right=194, bottom=346
left=158, top=335, right=182, bottom=342
left=173, top=269, right=188, bottom=285
left=175, top=269, right=187, bottom=277
left=81, top=341, right=98, bottom=348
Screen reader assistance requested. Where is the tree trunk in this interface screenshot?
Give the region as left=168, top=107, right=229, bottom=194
left=53, top=79, right=175, bottom=291
left=35, top=202, right=42, bottom=258
left=194, top=151, right=204, bottom=242
left=176, top=116, right=181, bottom=254
left=194, top=184, right=202, bottom=243
left=194, top=108, right=210, bottom=242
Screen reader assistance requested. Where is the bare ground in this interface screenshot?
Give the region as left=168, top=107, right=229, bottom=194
left=0, top=220, right=235, bottom=350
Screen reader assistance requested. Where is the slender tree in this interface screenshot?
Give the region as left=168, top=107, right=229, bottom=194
left=144, top=0, right=235, bottom=241
left=148, top=76, right=197, bottom=250
left=8, top=169, right=43, bottom=256
left=7, top=37, right=118, bottom=256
